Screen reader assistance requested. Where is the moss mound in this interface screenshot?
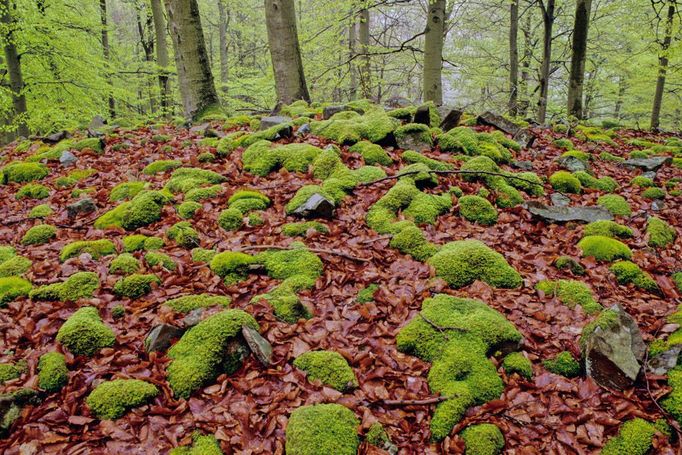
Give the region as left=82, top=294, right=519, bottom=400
left=601, top=418, right=657, bottom=455
left=210, top=251, right=256, bottom=285
left=38, top=352, right=68, bottom=392
left=549, top=171, right=581, bottom=193
left=0, top=276, right=32, bottom=306
left=21, top=224, right=57, bottom=245
left=647, top=216, right=676, bottom=248
left=86, top=379, right=158, bottom=420
left=242, top=140, right=323, bottom=176
left=597, top=194, right=631, bottom=217
left=577, top=235, right=632, bottom=262
left=56, top=307, right=115, bottom=356
left=348, top=140, right=392, bottom=165
left=30, top=271, right=99, bottom=302
left=113, top=273, right=160, bottom=299
left=293, top=350, right=358, bottom=391
left=285, top=403, right=360, bottom=455
left=170, top=433, right=224, bottom=455
left=460, top=423, right=505, bottom=455
left=123, top=234, right=164, bottom=252
left=458, top=195, right=498, bottom=225
left=310, top=110, right=398, bottom=145
left=502, top=352, right=532, bottom=380
left=536, top=279, right=601, bottom=314
left=167, top=221, right=200, bottom=248
left=609, top=261, right=659, bottom=292
left=543, top=351, right=580, bottom=377
left=0, top=255, right=31, bottom=278
left=583, top=220, right=632, bottom=239
left=1, top=161, right=49, bottom=184
left=109, top=253, right=140, bottom=275
left=95, top=191, right=169, bottom=230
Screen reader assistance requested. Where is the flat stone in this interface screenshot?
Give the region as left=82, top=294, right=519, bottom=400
left=477, top=111, right=521, bottom=135
left=511, top=160, right=533, bottom=171
left=242, top=325, right=273, bottom=366
left=652, top=200, right=665, bottom=212
left=322, top=105, right=349, bottom=120
left=557, top=155, right=589, bottom=173
left=582, top=304, right=645, bottom=390
left=182, top=308, right=204, bottom=328
left=623, top=156, right=671, bottom=172
left=67, top=198, right=97, bottom=218
left=439, top=109, right=463, bottom=131
left=259, top=116, right=292, bottom=130
left=648, top=345, right=682, bottom=375
left=43, top=131, right=69, bottom=144
left=292, top=193, right=335, bottom=219
left=413, top=105, right=431, bottom=126
left=144, top=324, right=184, bottom=353
left=550, top=193, right=571, bottom=207
left=525, top=201, right=613, bottom=223
left=59, top=151, right=77, bottom=167
left=296, top=123, right=311, bottom=136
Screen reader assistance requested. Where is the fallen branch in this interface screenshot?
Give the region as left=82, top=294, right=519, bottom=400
left=235, top=244, right=371, bottom=263
left=418, top=313, right=467, bottom=341
left=362, top=169, right=545, bottom=189
left=382, top=396, right=451, bottom=406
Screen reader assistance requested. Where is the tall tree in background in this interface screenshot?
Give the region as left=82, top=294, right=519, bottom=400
left=100, top=0, right=116, bottom=118
left=150, top=0, right=170, bottom=114
left=0, top=0, right=27, bottom=137
left=651, top=0, right=676, bottom=130
left=567, top=0, right=592, bottom=119
left=348, top=10, right=358, bottom=100
left=164, top=0, right=220, bottom=120
left=537, top=0, right=555, bottom=123
left=519, top=5, right=534, bottom=118
left=217, top=0, right=229, bottom=94
left=265, top=0, right=310, bottom=104
left=358, top=6, right=371, bottom=99
left=508, top=0, right=519, bottom=116
left=422, top=0, right=446, bottom=104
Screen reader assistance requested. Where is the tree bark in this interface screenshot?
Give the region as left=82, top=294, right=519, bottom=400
left=217, top=0, right=229, bottom=94
left=100, top=0, right=116, bottom=119
left=422, top=0, right=445, bottom=105
left=651, top=0, right=675, bottom=130
left=519, top=6, right=533, bottom=118
left=348, top=12, right=357, bottom=100
left=567, top=0, right=592, bottom=119
left=537, top=0, right=555, bottom=124
left=0, top=0, right=28, bottom=137
left=164, top=0, right=220, bottom=120
left=264, top=0, right=310, bottom=105
left=358, top=7, right=371, bottom=99
left=614, top=75, right=626, bottom=120
left=150, top=0, right=170, bottom=115
left=508, top=0, right=519, bottom=116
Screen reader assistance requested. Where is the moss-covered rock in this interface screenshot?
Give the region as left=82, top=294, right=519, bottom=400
left=56, top=307, right=115, bottom=356
left=427, top=240, right=522, bottom=289
left=348, top=141, right=392, bottom=165
left=242, top=140, right=323, bottom=176
left=30, top=271, right=99, bottom=302
left=577, top=235, right=632, bottom=261
left=191, top=247, right=217, bottom=263
left=165, top=168, right=227, bottom=194
left=166, top=309, right=259, bottom=398
left=401, top=150, right=453, bottom=170
left=460, top=423, right=505, bottom=455
left=543, top=351, right=580, bottom=377
left=165, top=294, right=230, bottom=313
left=310, top=110, right=398, bottom=145
left=282, top=221, right=329, bottom=237
left=185, top=185, right=222, bottom=202
left=642, top=187, right=666, bottom=200
left=597, top=194, right=631, bottom=217
left=122, top=234, right=164, bottom=252
left=109, top=181, right=146, bottom=201
left=285, top=403, right=360, bottom=455
left=601, top=418, right=656, bottom=455
left=217, top=207, right=243, bottom=231
left=0, top=255, right=31, bottom=278
left=167, top=221, right=200, bottom=248
left=1, top=161, right=49, bottom=184
left=630, top=176, right=655, bottom=188
left=113, top=274, right=160, bottom=299
left=293, top=351, right=358, bottom=391
left=0, top=276, right=32, bottom=306
left=177, top=201, right=202, bottom=219
left=549, top=171, right=581, bottom=193
left=72, top=137, right=104, bottom=153
left=356, top=283, right=379, bottom=303
left=0, top=362, right=23, bottom=384
left=609, top=261, right=659, bottom=292
left=663, top=366, right=682, bottom=423
left=553, top=256, right=585, bottom=275
left=646, top=216, right=676, bottom=248
left=16, top=183, right=49, bottom=200
left=109, top=253, right=140, bottom=275
left=20, top=224, right=56, bottom=245
left=573, top=171, right=618, bottom=193
left=210, top=251, right=256, bottom=285
left=170, top=433, right=224, bottom=455
left=86, top=379, right=158, bottom=420
left=502, top=352, right=532, bottom=380
left=142, top=159, right=182, bottom=175
left=60, top=239, right=115, bottom=261
left=389, top=225, right=438, bottom=261
left=583, top=220, right=632, bottom=239
left=145, top=251, right=176, bottom=271
left=28, top=204, right=53, bottom=219
left=95, top=191, right=169, bottom=230
left=536, top=279, right=601, bottom=314
left=458, top=195, right=498, bottom=225
left=38, top=352, right=68, bottom=392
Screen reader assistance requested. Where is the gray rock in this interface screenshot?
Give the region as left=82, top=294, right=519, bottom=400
left=550, top=193, right=571, bottom=207
left=525, top=201, right=613, bottom=223
left=395, top=133, right=431, bottom=151
left=642, top=171, right=657, bottom=180
left=652, top=200, right=666, bottom=212
left=89, top=115, right=106, bottom=129
left=144, top=324, right=184, bottom=353
left=242, top=325, right=273, bottom=366
left=648, top=344, right=682, bottom=375
left=292, top=193, right=335, bottom=219
left=44, top=130, right=69, bottom=144
left=259, top=116, right=292, bottom=130
left=67, top=198, right=97, bottom=218
left=511, top=160, right=533, bottom=171
left=439, top=109, right=463, bottom=131
left=582, top=304, right=645, bottom=390
left=557, top=155, right=589, bottom=173
left=190, top=122, right=210, bottom=134
left=512, top=128, right=535, bottom=149
left=59, top=151, right=77, bottom=167
left=413, top=105, right=431, bottom=126
left=323, top=105, right=349, bottom=120
left=225, top=338, right=250, bottom=375
left=182, top=308, right=204, bottom=328
left=297, top=123, right=311, bottom=136
left=477, top=111, right=521, bottom=135
left=623, top=156, right=671, bottom=172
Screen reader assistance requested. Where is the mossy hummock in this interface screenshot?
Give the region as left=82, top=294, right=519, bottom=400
left=282, top=221, right=329, bottom=237
left=543, top=351, right=580, bottom=377
left=460, top=423, right=505, bottom=455
left=38, top=352, right=68, bottom=392
left=169, top=433, right=224, bottom=455
left=502, top=352, right=532, bottom=380
left=56, top=307, right=115, bottom=356
left=95, top=191, right=170, bottom=230
left=549, top=171, right=581, bottom=194
left=122, top=234, right=164, bottom=252
left=597, top=194, right=632, bottom=217
left=210, top=251, right=256, bottom=285
left=601, top=418, right=657, bottom=455
left=21, top=224, right=57, bottom=245
left=0, top=254, right=31, bottom=278
left=583, top=220, right=632, bottom=239
left=285, top=403, right=360, bottom=455
left=609, top=261, right=659, bottom=292
left=646, top=216, right=676, bottom=248
left=60, top=239, right=116, bottom=261
left=536, top=279, right=602, bottom=314
left=0, top=276, right=32, bottom=306
left=109, top=253, right=140, bottom=275
left=458, top=195, right=498, bottom=225
left=86, top=379, right=159, bottom=419
left=293, top=350, right=358, bottom=391
left=30, top=271, right=99, bottom=302
left=577, top=235, right=632, bottom=262
left=113, top=274, right=160, bottom=299
left=167, top=221, right=200, bottom=248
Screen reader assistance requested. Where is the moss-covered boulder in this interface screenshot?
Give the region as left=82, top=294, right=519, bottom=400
left=536, top=279, right=601, bottom=314
left=94, top=191, right=169, bottom=230
left=583, top=220, right=632, bottom=239
left=646, top=216, right=676, bottom=248
left=86, top=379, right=158, bottom=419
left=56, top=307, right=115, bottom=356
left=285, top=403, right=360, bottom=455
left=502, top=352, right=532, bottom=380
left=577, top=235, right=632, bottom=262
left=38, top=352, right=68, bottom=392
left=609, top=261, right=659, bottom=292
left=601, top=418, right=657, bottom=455
left=59, top=239, right=115, bottom=261
left=109, top=253, right=140, bottom=275
left=113, top=274, right=160, bottom=299
left=0, top=254, right=31, bottom=278
left=310, top=110, right=398, bottom=145
left=0, top=276, right=32, bottom=306
left=458, top=195, right=498, bottom=225
left=460, top=423, right=505, bottom=455
left=1, top=161, right=49, bottom=184
left=21, top=224, right=57, bottom=246
left=597, top=194, right=631, bottom=217
left=242, top=140, right=323, bottom=176
left=293, top=351, right=358, bottom=391
left=29, top=271, right=99, bottom=302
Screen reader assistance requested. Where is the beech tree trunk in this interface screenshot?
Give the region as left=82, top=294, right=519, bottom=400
left=264, top=0, right=310, bottom=104
left=164, top=0, right=220, bottom=120
left=0, top=0, right=27, bottom=137
left=100, top=0, right=116, bottom=119
left=614, top=76, right=626, bottom=120
left=422, top=0, right=445, bottom=105
left=519, top=8, right=533, bottom=117
left=217, top=0, right=229, bottom=94
left=348, top=13, right=357, bottom=100
left=651, top=0, right=675, bottom=130
left=151, top=0, right=170, bottom=114
left=567, top=0, right=592, bottom=119
left=537, top=0, right=555, bottom=124
left=358, top=7, right=371, bottom=99
left=508, top=0, right=519, bottom=116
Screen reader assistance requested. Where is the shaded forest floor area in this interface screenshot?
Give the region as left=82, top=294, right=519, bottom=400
left=0, top=111, right=681, bottom=454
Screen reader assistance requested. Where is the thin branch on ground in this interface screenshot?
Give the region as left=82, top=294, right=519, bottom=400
left=235, top=244, right=371, bottom=262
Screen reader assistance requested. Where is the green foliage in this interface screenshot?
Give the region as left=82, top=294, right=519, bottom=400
left=293, top=350, right=358, bottom=391
left=38, top=352, right=68, bottom=392
left=285, top=403, right=360, bottom=455
left=165, top=294, right=230, bottom=313
left=577, top=235, right=632, bottom=261
left=60, top=239, right=115, bottom=261
left=460, top=423, right=505, bottom=455
left=56, top=307, right=115, bottom=356
left=646, top=216, right=676, bottom=247
left=458, top=195, right=498, bottom=225
left=601, top=418, right=657, bottom=455
left=0, top=276, right=32, bottom=306
left=21, top=224, right=56, bottom=245
left=543, top=352, right=580, bottom=377
left=597, top=194, right=632, bottom=216
left=113, top=274, right=160, bottom=299
left=30, top=271, right=99, bottom=302
left=502, top=352, right=532, bottom=380
left=609, top=260, right=659, bottom=292
left=86, top=379, right=158, bottom=420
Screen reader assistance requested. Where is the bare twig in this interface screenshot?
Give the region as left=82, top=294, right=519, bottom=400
left=382, top=396, right=452, bottom=406
left=235, top=244, right=370, bottom=263
left=362, top=169, right=546, bottom=190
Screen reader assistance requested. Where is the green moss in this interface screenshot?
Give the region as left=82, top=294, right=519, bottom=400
left=503, top=352, right=532, bottom=380
left=357, top=284, right=379, bottom=303
left=21, top=224, right=56, bottom=245
left=0, top=246, right=15, bottom=263
left=0, top=276, right=31, bottom=306
left=165, top=294, right=230, bottom=313
left=601, top=418, right=656, bottom=455
left=86, top=379, right=158, bottom=420
left=673, top=272, right=682, bottom=292
left=0, top=255, right=31, bottom=277
left=30, top=271, right=99, bottom=302
left=0, top=363, right=22, bottom=384
left=536, top=279, right=601, bottom=314
left=111, top=304, right=125, bottom=319
left=197, top=152, right=215, bottom=163
left=122, top=234, right=164, bottom=252
left=395, top=123, right=433, bottom=146
left=165, top=168, right=227, bottom=194
left=282, top=221, right=329, bottom=237
left=109, top=181, right=146, bottom=201
left=663, top=367, right=682, bottom=423
left=459, top=156, right=500, bottom=181
left=609, top=261, right=659, bottom=292
left=631, top=176, right=654, bottom=188
left=293, top=351, right=358, bottom=391
left=210, top=251, right=256, bottom=285
left=647, top=216, right=676, bottom=248
left=543, top=351, right=580, bottom=377
left=458, top=195, right=498, bottom=225
left=95, top=191, right=169, bottom=230
left=549, top=171, right=581, bottom=193
left=185, top=185, right=223, bottom=202
left=577, top=235, right=632, bottom=261
left=109, top=253, right=139, bottom=275
left=427, top=240, right=522, bottom=289
left=191, top=247, right=216, bottom=263
left=583, top=220, right=632, bottom=239
left=178, top=201, right=202, bottom=219
left=170, top=433, right=224, bottom=455
left=642, top=187, right=666, bottom=200
left=242, top=140, right=323, bottom=176
left=402, top=150, right=452, bottom=170
left=113, top=274, right=160, bottom=299
left=553, top=138, right=574, bottom=150
left=38, top=352, right=68, bottom=392
left=460, top=423, right=504, bottom=455
left=142, top=159, right=182, bottom=175
left=285, top=403, right=359, bottom=455
left=1, top=161, right=49, bottom=184
left=217, top=207, right=243, bottom=231
left=573, top=171, right=618, bottom=192
left=60, top=239, right=115, bottom=261
left=597, top=194, right=631, bottom=217
left=16, top=183, right=49, bottom=200
left=348, top=141, right=392, bottom=165
left=229, top=197, right=269, bottom=214
left=389, top=225, right=439, bottom=261
left=310, top=110, right=398, bottom=144
left=365, top=422, right=390, bottom=447
left=167, top=309, right=259, bottom=398
left=167, top=221, right=200, bottom=248
left=580, top=309, right=620, bottom=350
left=29, top=204, right=53, bottom=218
left=145, top=251, right=176, bottom=271
left=56, top=307, right=115, bottom=356
left=72, top=137, right=104, bottom=153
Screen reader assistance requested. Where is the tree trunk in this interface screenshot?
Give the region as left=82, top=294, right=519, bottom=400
left=537, top=0, right=555, bottom=124
left=264, top=0, right=310, bottom=105
left=164, top=0, right=220, bottom=120
left=151, top=0, right=170, bottom=115
left=519, top=6, right=533, bottom=118
left=358, top=7, right=371, bottom=99
left=136, top=6, right=155, bottom=113
left=614, top=76, right=626, bottom=120
left=217, top=0, right=229, bottom=94
left=0, top=0, right=28, bottom=137
left=422, top=0, right=445, bottom=105
left=100, top=0, right=116, bottom=119
left=651, top=0, right=675, bottom=130
left=348, top=13, right=357, bottom=100
left=508, top=0, right=519, bottom=116
left=567, top=0, right=592, bottom=119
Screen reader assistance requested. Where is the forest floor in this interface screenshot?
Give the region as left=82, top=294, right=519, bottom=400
left=0, top=114, right=680, bottom=454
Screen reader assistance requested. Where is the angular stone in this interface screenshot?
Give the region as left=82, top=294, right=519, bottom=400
left=44, top=131, right=69, bottom=144
left=296, top=123, right=311, bottom=136
left=550, top=193, right=571, bottom=207
left=477, top=111, right=521, bottom=135
left=525, top=201, right=613, bottom=223
left=652, top=200, right=665, bottom=212
left=323, top=105, right=349, bottom=120
left=511, top=160, right=533, bottom=171
left=259, top=116, right=292, bottom=130
left=89, top=115, right=106, bottom=129
left=413, top=105, right=431, bottom=126
left=86, top=128, right=104, bottom=138
left=182, top=308, right=204, bottom=328
left=512, top=128, right=535, bottom=149
left=648, top=345, right=682, bottom=375
left=439, top=109, right=463, bottom=131
left=395, top=133, right=431, bottom=151
left=190, top=122, right=210, bottom=134
left=59, top=151, right=77, bottom=167
left=557, top=155, right=589, bottom=173
left=582, top=304, right=645, bottom=390
left=385, top=96, right=413, bottom=108
left=225, top=337, right=250, bottom=374
left=642, top=171, right=657, bottom=180
left=292, top=193, right=335, bottom=219
left=144, top=324, right=184, bottom=353
left=623, top=156, right=671, bottom=172
left=242, top=325, right=273, bottom=366
left=67, top=198, right=97, bottom=218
